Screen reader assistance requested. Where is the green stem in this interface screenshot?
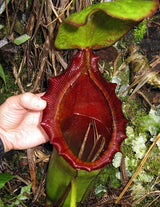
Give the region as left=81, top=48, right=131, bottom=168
left=72, top=0, right=75, bottom=7
left=4, top=185, right=27, bottom=207
left=70, top=178, right=77, bottom=207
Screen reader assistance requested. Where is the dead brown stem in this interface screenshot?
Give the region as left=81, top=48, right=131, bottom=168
left=27, top=148, right=37, bottom=196
left=55, top=51, right=68, bottom=70
left=12, top=63, right=25, bottom=93
left=78, top=122, right=92, bottom=160
left=31, top=36, right=50, bottom=92
left=91, top=137, right=105, bottom=162
left=87, top=121, right=105, bottom=162
left=10, top=0, right=22, bottom=34
left=49, top=0, right=62, bottom=23
left=137, top=91, right=156, bottom=110
left=15, top=55, right=27, bottom=84
left=5, top=0, right=10, bottom=33
left=78, top=120, right=105, bottom=162
left=32, top=0, right=45, bottom=42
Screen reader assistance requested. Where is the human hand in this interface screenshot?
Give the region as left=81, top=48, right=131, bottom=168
left=0, top=92, right=49, bottom=152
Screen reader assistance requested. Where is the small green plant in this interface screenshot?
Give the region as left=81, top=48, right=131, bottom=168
left=0, top=173, right=32, bottom=207
left=133, top=19, right=147, bottom=43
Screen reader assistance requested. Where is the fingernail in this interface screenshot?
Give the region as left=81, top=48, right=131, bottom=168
left=34, top=98, right=46, bottom=108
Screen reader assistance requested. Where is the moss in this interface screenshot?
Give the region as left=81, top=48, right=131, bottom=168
left=0, top=70, right=18, bottom=104
left=143, top=146, right=160, bottom=176
left=122, top=101, right=160, bottom=204
left=94, top=164, right=121, bottom=197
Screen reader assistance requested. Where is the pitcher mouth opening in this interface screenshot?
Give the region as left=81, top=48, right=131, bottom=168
left=58, top=69, right=113, bottom=163
left=60, top=113, right=113, bottom=163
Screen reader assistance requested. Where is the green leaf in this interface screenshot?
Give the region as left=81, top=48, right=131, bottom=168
left=0, top=64, right=6, bottom=86
left=66, top=0, right=158, bottom=25
left=0, top=25, right=4, bottom=30
left=13, top=184, right=31, bottom=205
left=17, top=184, right=31, bottom=201
left=95, top=184, right=107, bottom=196
left=0, top=173, right=14, bottom=189
left=0, top=0, right=10, bottom=15
left=13, top=34, right=31, bottom=45
left=55, top=0, right=158, bottom=49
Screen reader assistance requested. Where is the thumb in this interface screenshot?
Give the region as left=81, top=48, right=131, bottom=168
left=17, top=92, right=47, bottom=111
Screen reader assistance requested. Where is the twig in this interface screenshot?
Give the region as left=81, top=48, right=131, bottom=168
left=113, top=50, right=123, bottom=76
left=78, top=122, right=92, bottom=159
left=31, top=36, right=49, bottom=92
left=32, top=173, right=46, bottom=202
left=51, top=51, right=57, bottom=76
left=15, top=55, right=27, bottom=84
left=32, top=0, right=45, bottom=41
left=55, top=51, right=68, bottom=69
left=137, top=91, right=156, bottom=110
left=49, top=0, right=62, bottom=23
left=10, top=0, right=22, bottom=34
left=118, top=56, right=160, bottom=98
left=46, top=0, right=73, bottom=26
left=12, top=63, right=25, bottom=93
left=146, top=194, right=160, bottom=207
left=117, top=71, right=158, bottom=98
left=27, top=148, right=37, bottom=196
left=133, top=190, right=160, bottom=206
left=15, top=175, right=31, bottom=186
left=120, top=154, right=128, bottom=186
left=115, top=132, right=160, bottom=204
left=5, top=0, right=10, bottom=33
left=91, top=137, right=105, bottom=162
left=129, top=71, right=159, bottom=98
left=87, top=121, right=105, bottom=162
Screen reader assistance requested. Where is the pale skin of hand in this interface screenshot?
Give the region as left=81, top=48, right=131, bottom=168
left=0, top=92, right=49, bottom=152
